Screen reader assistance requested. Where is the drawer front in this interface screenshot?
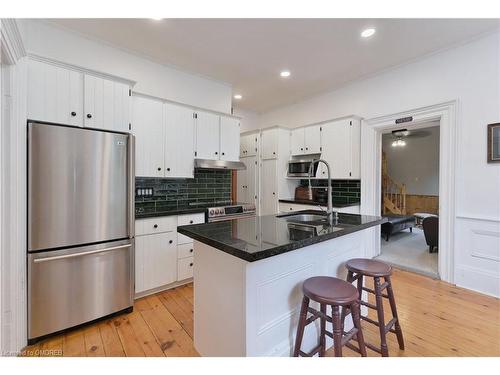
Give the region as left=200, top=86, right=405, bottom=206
left=177, top=256, right=194, bottom=281
left=135, top=216, right=177, bottom=236
left=178, top=243, right=195, bottom=259
left=177, top=213, right=205, bottom=244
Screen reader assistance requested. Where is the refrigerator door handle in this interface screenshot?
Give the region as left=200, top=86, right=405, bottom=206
left=128, top=133, right=136, bottom=238
left=33, top=244, right=132, bottom=263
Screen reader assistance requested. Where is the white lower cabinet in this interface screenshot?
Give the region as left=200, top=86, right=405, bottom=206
left=135, top=212, right=204, bottom=296
left=135, top=231, right=177, bottom=294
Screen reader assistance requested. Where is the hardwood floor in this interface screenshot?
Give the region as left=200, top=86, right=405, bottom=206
left=21, top=269, right=500, bottom=357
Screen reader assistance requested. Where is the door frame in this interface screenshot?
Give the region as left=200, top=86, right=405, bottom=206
left=360, top=100, right=457, bottom=284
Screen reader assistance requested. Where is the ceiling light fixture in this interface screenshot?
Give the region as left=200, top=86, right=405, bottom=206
left=391, top=139, right=406, bottom=147
left=361, top=28, right=376, bottom=38
left=151, top=18, right=163, bottom=21
left=234, top=94, right=242, bottom=100
left=280, top=70, right=291, bottom=78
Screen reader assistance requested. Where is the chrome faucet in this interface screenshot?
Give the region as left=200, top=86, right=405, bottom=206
left=308, top=159, right=338, bottom=225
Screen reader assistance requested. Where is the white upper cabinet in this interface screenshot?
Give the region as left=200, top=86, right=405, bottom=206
left=164, top=102, right=195, bottom=178
left=132, top=96, right=165, bottom=177
left=27, top=59, right=83, bottom=126
left=84, top=75, right=130, bottom=133
left=195, top=111, right=220, bottom=160
left=261, top=128, right=279, bottom=159
left=319, top=118, right=360, bottom=179
left=240, top=133, right=258, bottom=157
left=219, top=116, right=240, bottom=162
left=291, top=125, right=321, bottom=155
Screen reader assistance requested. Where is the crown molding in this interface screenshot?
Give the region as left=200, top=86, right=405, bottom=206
left=1, top=19, right=26, bottom=64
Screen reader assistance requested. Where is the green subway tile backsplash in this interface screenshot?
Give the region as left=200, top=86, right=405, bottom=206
left=136, top=169, right=232, bottom=212
left=299, top=179, right=361, bottom=204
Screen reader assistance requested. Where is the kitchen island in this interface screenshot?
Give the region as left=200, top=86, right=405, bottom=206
left=177, top=211, right=386, bottom=357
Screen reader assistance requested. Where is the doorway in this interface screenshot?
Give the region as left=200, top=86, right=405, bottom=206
left=376, top=123, right=440, bottom=277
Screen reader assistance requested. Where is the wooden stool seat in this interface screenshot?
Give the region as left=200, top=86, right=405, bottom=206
left=343, top=258, right=404, bottom=357
left=293, top=276, right=367, bottom=357
left=345, top=258, right=392, bottom=277
left=303, top=276, right=358, bottom=305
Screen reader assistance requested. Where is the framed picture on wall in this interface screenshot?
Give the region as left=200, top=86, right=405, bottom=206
left=488, top=123, right=500, bottom=163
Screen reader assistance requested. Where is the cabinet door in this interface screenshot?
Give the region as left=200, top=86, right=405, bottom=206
left=305, top=125, right=322, bottom=154
left=246, top=156, right=258, bottom=206
left=236, top=166, right=248, bottom=203
left=320, top=120, right=351, bottom=179
left=291, top=128, right=305, bottom=156
left=84, top=75, right=130, bottom=132
left=195, top=111, right=220, bottom=160
left=132, top=96, right=165, bottom=177
left=164, top=103, right=195, bottom=178
left=144, top=232, right=177, bottom=291
left=220, top=116, right=240, bottom=161
left=240, top=133, right=258, bottom=157
left=260, top=159, right=277, bottom=215
left=27, top=60, right=83, bottom=126
left=261, top=128, right=278, bottom=159
left=136, top=232, right=177, bottom=293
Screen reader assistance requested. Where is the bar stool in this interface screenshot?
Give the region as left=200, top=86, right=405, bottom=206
left=293, top=276, right=367, bottom=357
left=343, top=258, right=405, bottom=357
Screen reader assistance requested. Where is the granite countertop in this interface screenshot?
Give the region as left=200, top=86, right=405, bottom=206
left=177, top=210, right=386, bottom=262
left=279, top=198, right=360, bottom=208
left=135, top=205, right=207, bottom=219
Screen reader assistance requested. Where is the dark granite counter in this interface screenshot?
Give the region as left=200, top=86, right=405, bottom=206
left=279, top=198, right=360, bottom=208
left=177, top=210, right=386, bottom=262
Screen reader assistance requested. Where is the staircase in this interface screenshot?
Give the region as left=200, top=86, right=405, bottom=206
left=382, top=152, right=407, bottom=215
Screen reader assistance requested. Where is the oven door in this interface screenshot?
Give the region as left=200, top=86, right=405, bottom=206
left=287, top=160, right=318, bottom=177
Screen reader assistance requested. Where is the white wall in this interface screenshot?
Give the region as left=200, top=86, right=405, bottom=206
left=256, top=31, right=500, bottom=296
left=233, top=107, right=260, bottom=133
left=17, top=20, right=232, bottom=114
left=382, top=124, right=440, bottom=196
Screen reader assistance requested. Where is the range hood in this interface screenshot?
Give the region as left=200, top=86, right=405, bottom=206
left=194, top=158, right=247, bottom=170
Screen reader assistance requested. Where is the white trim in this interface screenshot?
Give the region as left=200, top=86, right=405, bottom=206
left=27, top=53, right=136, bottom=87
left=456, top=214, right=500, bottom=223
left=361, top=100, right=458, bottom=284
left=1, top=19, right=26, bottom=64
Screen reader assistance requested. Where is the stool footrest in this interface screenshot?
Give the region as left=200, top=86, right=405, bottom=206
left=360, top=300, right=377, bottom=310
left=362, top=286, right=389, bottom=298
left=340, top=328, right=359, bottom=347
left=345, top=342, right=363, bottom=355
left=299, top=344, right=322, bottom=357
left=385, top=317, right=397, bottom=334
left=307, top=307, right=332, bottom=323
left=360, top=315, right=380, bottom=327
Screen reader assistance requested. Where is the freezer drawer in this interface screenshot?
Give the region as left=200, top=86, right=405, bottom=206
left=28, top=239, right=134, bottom=340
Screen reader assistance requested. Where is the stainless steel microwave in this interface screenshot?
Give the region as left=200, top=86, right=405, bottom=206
left=287, top=160, right=319, bottom=177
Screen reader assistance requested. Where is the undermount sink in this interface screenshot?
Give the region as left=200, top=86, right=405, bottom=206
left=285, top=213, right=328, bottom=223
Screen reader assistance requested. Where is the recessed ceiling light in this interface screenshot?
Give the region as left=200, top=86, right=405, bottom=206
left=361, top=28, right=376, bottom=38
left=234, top=94, right=242, bottom=100
left=280, top=70, right=291, bottom=78
left=151, top=18, right=163, bottom=21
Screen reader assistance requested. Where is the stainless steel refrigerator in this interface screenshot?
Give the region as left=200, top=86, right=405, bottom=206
left=27, top=121, right=135, bottom=343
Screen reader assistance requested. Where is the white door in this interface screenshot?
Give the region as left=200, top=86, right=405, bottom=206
left=141, top=232, right=177, bottom=292
left=27, top=60, right=83, bottom=126
left=245, top=133, right=258, bottom=157
left=261, top=128, right=278, bottom=159
left=305, top=125, right=322, bottom=154
left=220, top=116, right=240, bottom=161
left=84, top=75, right=130, bottom=132
left=291, top=128, right=305, bottom=156
left=320, top=120, right=351, bottom=179
left=164, top=102, right=195, bottom=178
left=246, top=156, right=258, bottom=206
left=132, top=96, right=165, bottom=177
left=195, top=111, right=220, bottom=160
left=260, top=159, right=277, bottom=215
left=236, top=165, right=248, bottom=202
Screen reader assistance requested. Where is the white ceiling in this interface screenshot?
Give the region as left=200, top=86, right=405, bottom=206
left=49, top=19, right=499, bottom=113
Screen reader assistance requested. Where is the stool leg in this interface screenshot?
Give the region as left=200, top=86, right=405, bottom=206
left=385, top=275, right=405, bottom=350
left=293, top=296, right=309, bottom=357
left=374, top=277, right=389, bottom=357
left=340, top=270, right=354, bottom=333
left=350, top=301, right=367, bottom=357
left=331, top=305, right=343, bottom=357
left=319, top=304, right=326, bottom=357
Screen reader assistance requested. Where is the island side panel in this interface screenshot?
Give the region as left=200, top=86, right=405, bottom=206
left=245, top=231, right=365, bottom=356
left=193, top=241, right=248, bottom=356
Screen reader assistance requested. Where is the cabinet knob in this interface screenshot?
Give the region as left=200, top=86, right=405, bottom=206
left=272, top=151, right=276, bottom=155
left=222, top=152, right=225, bottom=155
left=272, top=192, right=275, bottom=195
left=189, top=220, right=193, bottom=224
left=189, top=263, right=193, bottom=267
left=322, top=171, right=325, bottom=174
left=301, top=148, right=303, bottom=151
left=290, top=207, right=293, bottom=210
left=157, top=167, right=162, bottom=171
left=306, top=147, right=308, bottom=150
left=166, top=167, right=171, bottom=171
left=169, top=240, right=173, bottom=244
left=71, top=111, right=76, bottom=117
left=190, top=249, right=193, bottom=253
left=153, top=224, right=158, bottom=228
left=86, top=114, right=92, bottom=119
left=215, top=151, right=218, bottom=155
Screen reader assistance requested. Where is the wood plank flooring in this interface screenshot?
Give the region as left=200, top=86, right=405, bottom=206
left=21, top=270, right=500, bottom=357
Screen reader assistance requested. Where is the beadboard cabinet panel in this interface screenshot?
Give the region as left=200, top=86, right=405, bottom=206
left=132, top=96, right=165, bottom=177
left=195, top=111, right=220, bottom=160
left=219, top=116, right=240, bottom=162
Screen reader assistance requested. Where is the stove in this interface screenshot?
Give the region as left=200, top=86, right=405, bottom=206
left=206, top=202, right=256, bottom=222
